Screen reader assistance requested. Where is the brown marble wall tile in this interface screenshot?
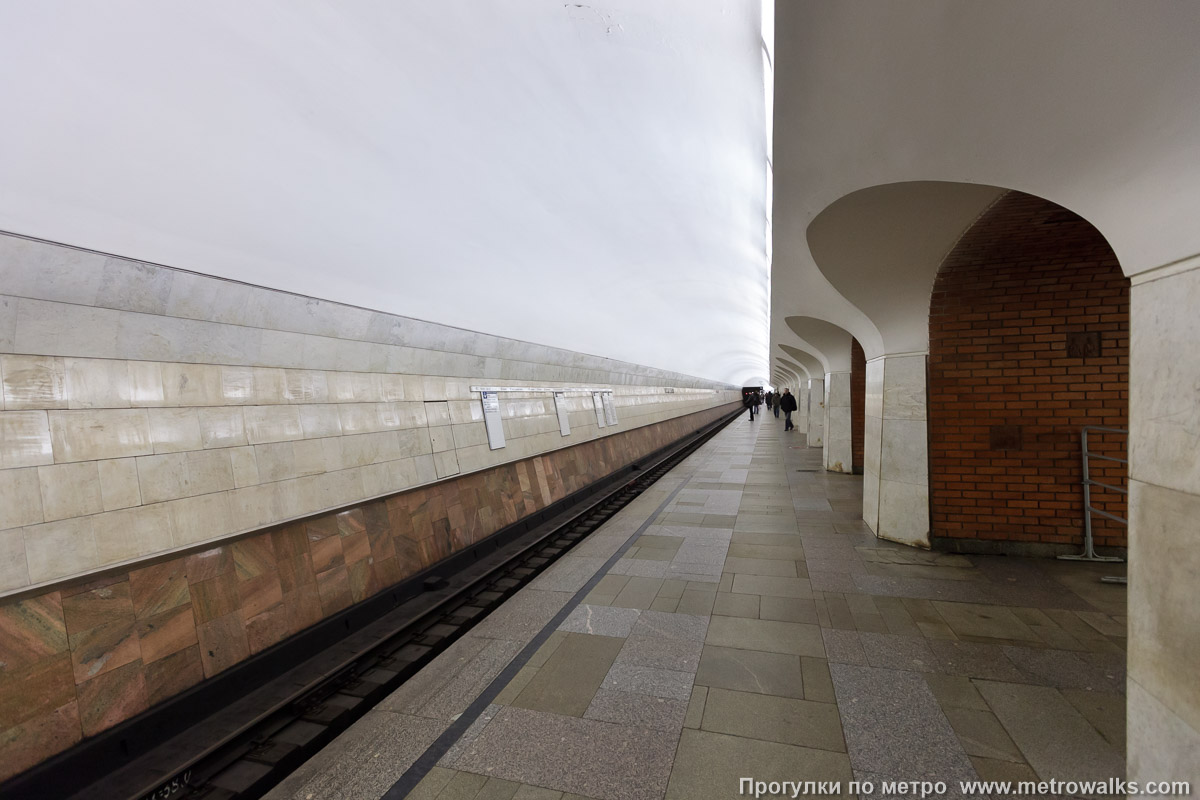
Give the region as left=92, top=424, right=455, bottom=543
left=196, top=613, right=249, bottom=676
left=0, top=593, right=67, bottom=671
left=144, top=645, right=203, bottom=706
left=189, top=571, right=239, bottom=625
left=76, top=659, right=148, bottom=737
left=136, top=605, right=197, bottom=664
left=0, top=700, right=81, bottom=781
left=128, top=562, right=189, bottom=619
left=315, top=565, right=351, bottom=614
left=183, top=547, right=233, bottom=584
left=244, top=604, right=289, bottom=655
left=0, top=403, right=738, bottom=778
left=0, top=652, right=75, bottom=728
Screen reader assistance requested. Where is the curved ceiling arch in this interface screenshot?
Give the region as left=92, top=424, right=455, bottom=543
left=773, top=2, right=1200, bottom=278
left=807, top=181, right=1006, bottom=357
left=777, top=357, right=807, bottom=381
left=778, top=345, right=822, bottom=378
left=784, top=317, right=853, bottom=372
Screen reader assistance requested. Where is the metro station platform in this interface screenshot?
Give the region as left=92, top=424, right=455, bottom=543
left=265, top=415, right=1128, bottom=800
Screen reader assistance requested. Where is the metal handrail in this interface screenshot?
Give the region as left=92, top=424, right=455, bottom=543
left=1058, top=425, right=1127, bottom=566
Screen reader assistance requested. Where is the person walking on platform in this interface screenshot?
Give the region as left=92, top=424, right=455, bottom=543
left=772, top=391, right=781, bottom=418
left=764, top=390, right=774, bottom=414
left=745, top=390, right=757, bottom=421
left=780, top=388, right=798, bottom=431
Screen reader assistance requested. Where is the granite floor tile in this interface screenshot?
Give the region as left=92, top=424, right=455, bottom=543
left=759, top=596, right=819, bottom=623
left=1000, top=645, right=1125, bottom=693
left=471, top=590, right=572, bottom=642
left=731, top=574, right=813, bottom=599
left=830, top=663, right=981, bottom=794
left=801, top=657, right=836, bottom=704
left=610, top=577, right=665, bottom=610
left=1060, top=688, right=1125, bottom=751
left=723, top=557, right=797, bottom=577
left=512, top=633, right=624, bottom=717
left=858, top=632, right=938, bottom=672
left=927, top=640, right=1026, bottom=681
left=615, top=634, right=704, bottom=673
left=675, top=589, right=717, bottom=616
left=933, top=602, right=1041, bottom=642
left=583, top=688, right=687, bottom=731
left=975, top=680, right=1122, bottom=783
left=923, top=674, right=990, bottom=712
left=449, top=706, right=678, bottom=800
left=666, top=729, right=853, bottom=800
left=694, top=645, right=804, bottom=698
left=601, top=662, right=694, bottom=701
left=942, top=706, right=1024, bottom=762
left=706, top=616, right=824, bottom=657
left=628, top=610, right=709, bottom=642
left=557, top=604, right=641, bottom=638
left=701, top=686, right=845, bottom=751
left=712, top=591, right=759, bottom=618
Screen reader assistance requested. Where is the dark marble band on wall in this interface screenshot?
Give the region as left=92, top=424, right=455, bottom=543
left=0, top=402, right=740, bottom=781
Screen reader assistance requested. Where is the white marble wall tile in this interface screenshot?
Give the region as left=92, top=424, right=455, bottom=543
left=882, top=355, right=927, bottom=420
left=24, top=516, right=98, bottom=583
left=98, top=458, right=142, bottom=511
left=451, top=422, right=489, bottom=450
left=0, top=236, right=106, bottom=306
left=48, top=409, right=151, bottom=463
left=1, top=411, right=54, bottom=468
left=299, top=404, right=343, bottom=439
left=227, top=484, right=278, bottom=530
left=95, top=258, right=174, bottom=315
left=259, top=329, right=309, bottom=369
left=148, top=407, right=203, bottom=453
left=93, top=503, right=172, bottom=564
left=220, top=365, right=257, bottom=405
left=0, top=467, right=43, bottom=530
left=396, top=428, right=433, bottom=459
left=328, top=371, right=382, bottom=403
left=877, top=477, right=930, bottom=548
left=161, top=363, right=224, bottom=407
left=228, top=446, right=260, bottom=488
left=64, top=358, right=132, bottom=409
left=1, top=355, right=67, bottom=411
left=128, top=361, right=166, bottom=406
left=0, top=528, right=29, bottom=591
left=1128, top=479, right=1200, bottom=741
left=254, top=442, right=298, bottom=483
left=37, top=460, right=103, bottom=522
left=878, top=418, right=929, bottom=485
left=862, top=462, right=880, bottom=532
left=428, top=426, right=453, bottom=453
left=292, top=438, right=328, bottom=476
left=243, top=405, right=304, bottom=444
left=185, top=450, right=235, bottom=495
left=807, top=379, right=824, bottom=447
left=380, top=401, right=427, bottom=430
left=198, top=407, right=247, bottom=449
left=0, top=296, right=16, bottom=353
left=864, top=358, right=885, bottom=419
left=137, top=453, right=191, bottom=504
left=169, top=491, right=234, bottom=547
left=302, top=335, right=340, bottom=370
left=1128, top=679, right=1200, bottom=786
left=337, top=403, right=384, bottom=435
left=284, top=369, right=330, bottom=403
left=1130, top=267, right=1200, bottom=495
left=434, top=449, right=461, bottom=479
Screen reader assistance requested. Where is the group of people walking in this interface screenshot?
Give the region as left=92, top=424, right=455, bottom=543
left=744, top=388, right=798, bottom=431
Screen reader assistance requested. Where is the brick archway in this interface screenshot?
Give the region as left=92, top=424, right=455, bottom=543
left=928, top=191, right=1129, bottom=554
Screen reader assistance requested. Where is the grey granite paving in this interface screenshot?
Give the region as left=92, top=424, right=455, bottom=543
left=601, top=662, right=695, bottom=701
left=584, top=688, right=688, bottom=731
left=448, top=706, right=679, bottom=800
left=975, top=680, right=1122, bottom=784
left=557, top=604, right=642, bottom=638
left=629, top=610, right=710, bottom=642
left=829, top=663, right=984, bottom=798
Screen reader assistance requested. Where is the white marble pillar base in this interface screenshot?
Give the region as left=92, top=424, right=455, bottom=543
left=862, top=354, right=928, bottom=548
left=823, top=371, right=852, bottom=473
left=806, top=378, right=824, bottom=447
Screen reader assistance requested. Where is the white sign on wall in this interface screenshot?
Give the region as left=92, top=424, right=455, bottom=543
left=593, top=392, right=607, bottom=427
left=601, top=392, right=618, bottom=426
left=553, top=392, right=571, bottom=436
left=481, top=390, right=506, bottom=450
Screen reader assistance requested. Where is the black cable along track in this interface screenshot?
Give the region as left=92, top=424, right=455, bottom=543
left=6, top=407, right=740, bottom=800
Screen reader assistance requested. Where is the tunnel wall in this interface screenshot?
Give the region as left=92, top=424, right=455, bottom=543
left=0, top=232, right=737, bottom=598
left=0, top=231, right=739, bottom=777
left=0, top=400, right=734, bottom=780
left=928, top=192, right=1129, bottom=552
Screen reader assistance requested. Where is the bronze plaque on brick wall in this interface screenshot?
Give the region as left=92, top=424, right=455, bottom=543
left=1066, top=331, right=1101, bottom=358
left=990, top=425, right=1022, bottom=450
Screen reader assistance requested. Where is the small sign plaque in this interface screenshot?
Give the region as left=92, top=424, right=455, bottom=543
left=554, top=392, right=571, bottom=436
left=481, top=390, right=506, bottom=449
left=593, top=392, right=607, bottom=427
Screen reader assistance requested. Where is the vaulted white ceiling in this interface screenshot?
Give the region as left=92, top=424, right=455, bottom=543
left=0, top=1, right=772, bottom=386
